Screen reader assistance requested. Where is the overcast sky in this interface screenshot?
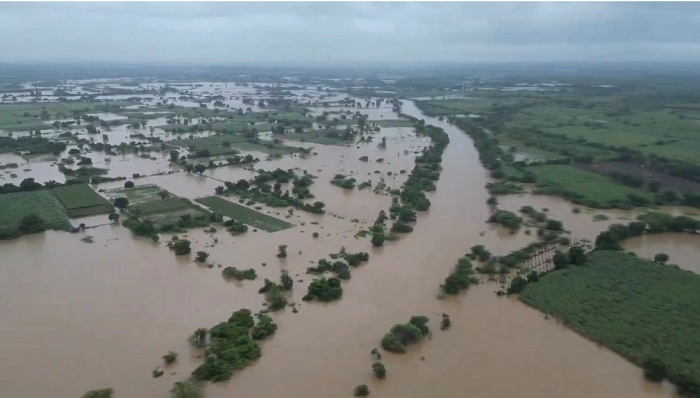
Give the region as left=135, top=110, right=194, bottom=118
left=1, top=2, right=699, bottom=66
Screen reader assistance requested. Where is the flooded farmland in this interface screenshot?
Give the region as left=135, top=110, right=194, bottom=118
left=0, top=82, right=686, bottom=398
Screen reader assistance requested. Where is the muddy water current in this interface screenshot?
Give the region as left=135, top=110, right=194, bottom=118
left=0, top=99, right=679, bottom=397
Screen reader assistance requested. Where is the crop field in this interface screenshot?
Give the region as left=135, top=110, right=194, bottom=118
left=281, top=131, right=347, bottom=145
left=520, top=251, right=700, bottom=390
left=529, top=164, right=654, bottom=206
left=506, top=103, right=700, bottom=164
left=0, top=190, right=70, bottom=238
left=52, top=184, right=114, bottom=217
left=195, top=195, right=294, bottom=232
left=103, top=185, right=165, bottom=205
left=132, top=197, right=194, bottom=215
left=373, top=119, right=415, bottom=128
left=104, top=185, right=209, bottom=226
left=167, top=134, right=297, bottom=156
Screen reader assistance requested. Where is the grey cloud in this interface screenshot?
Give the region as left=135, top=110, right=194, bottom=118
left=0, top=2, right=699, bottom=65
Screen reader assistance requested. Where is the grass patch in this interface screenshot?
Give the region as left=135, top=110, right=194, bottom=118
left=195, top=196, right=294, bottom=232
left=520, top=251, right=700, bottom=393
left=52, top=184, right=113, bottom=217
left=529, top=164, right=654, bottom=208
left=373, top=119, right=415, bottom=128
left=0, top=190, right=70, bottom=239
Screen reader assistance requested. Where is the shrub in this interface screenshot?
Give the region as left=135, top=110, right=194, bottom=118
left=654, top=253, right=669, bottom=264
left=18, top=213, right=46, bottom=234
left=251, top=315, right=277, bottom=340
left=163, top=351, right=178, bottom=365
left=643, top=358, right=668, bottom=382
left=440, top=314, right=451, bottom=330
left=280, top=270, right=294, bottom=290
left=195, top=251, right=209, bottom=263
left=172, top=239, right=191, bottom=255
left=124, top=180, right=135, bottom=188
left=354, top=384, right=370, bottom=397
left=306, top=277, right=343, bottom=302
left=441, top=257, right=478, bottom=295
left=372, top=362, right=386, bottom=379
left=169, top=379, right=203, bottom=398
left=82, top=388, right=113, bottom=398
left=277, top=244, right=288, bottom=258
left=222, top=267, right=257, bottom=281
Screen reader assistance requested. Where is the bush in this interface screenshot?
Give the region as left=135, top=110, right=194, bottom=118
left=222, top=267, right=257, bottom=281
left=172, top=239, right=191, bottom=255
left=372, top=362, right=386, bottom=379
left=654, top=253, right=669, bottom=264
left=391, top=221, right=413, bottom=233
left=163, top=351, right=178, bottom=365
left=251, top=315, right=277, bottom=340
left=354, top=384, right=370, bottom=397
left=643, top=358, right=668, bottom=382
left=277, top=244, right=288, bottom=258
left=381, top=317, right=427, bottom=353
left=440, top=313, right=451, bottom=330
left=306, top=277, right=342, bottom=302
left=441, top=257, right=478, bottom=295
left=169, top=379, right=203, bottom=398
left=82, top=388, right=113, bottom=398
left=18, top=213, right=46, bottom=234
left=195, top=251, right=209, bottom=263
left=124, top=180, right=135, bottom=188
left=280, top=270, right=293, bottom=290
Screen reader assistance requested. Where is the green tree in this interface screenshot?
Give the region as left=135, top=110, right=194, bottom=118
left=354, top=385, right=370, bottom=397
left=372, top=362, right=386, bottom=379
left=568, top=246, right=587, bottom=265
left=163, top=351, right=178, bottom=365
left=553, top=251, right=569, bottom=269
left=170, top=379, right=203, bottom=398
left=18, top=213, right=46, bottom=234
left=172, top=239, right=191, bottom=255
left=114, top=197, right=129, bottom=210
left=108, top=213, right=120, bottom=223
left=642, top=358, right=667, bottom=382
left=195, top=251, right=209, bottom=262
left=654, top=253, right=669, bottom=265
left=124, top=180, right=135, bottom=188
left=193, top=164, right=206, bottom=174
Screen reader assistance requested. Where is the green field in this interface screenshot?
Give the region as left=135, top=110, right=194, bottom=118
left=195, top=195, right=294, bottom=232
left=373, top=119, right=415, bottom=128
left=0, top=190, right=70, bottom=239
left=103, top=185, right=165, bottom=205
left=104, top=185, right=209, bottom=227
left=52, top=184, right=113, bottom=217
left=281, top=131, right=347, bottom=145
left=168, top=134, right=298, bottom=156
left=520, top=251, right=700, bottom=392
left=529, top=164, right=654, bottom=208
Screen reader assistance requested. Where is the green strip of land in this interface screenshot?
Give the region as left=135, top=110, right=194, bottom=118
left=52, top=184, right=114, bottom=217
left=520, top=250, right=700, bottom=391
left=195, top=195, right=294, bottom=232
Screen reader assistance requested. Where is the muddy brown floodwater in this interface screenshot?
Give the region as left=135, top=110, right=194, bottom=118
left=0, top=98, right=678, bottom=398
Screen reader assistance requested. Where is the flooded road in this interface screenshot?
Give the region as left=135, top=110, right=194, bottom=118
left=0, top=97, right=679, bottom=398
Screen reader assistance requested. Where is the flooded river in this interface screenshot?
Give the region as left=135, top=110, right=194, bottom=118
left=0, top=97, right=679, bottom=397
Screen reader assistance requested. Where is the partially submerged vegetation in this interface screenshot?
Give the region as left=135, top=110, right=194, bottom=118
left=380, top=316, right=430, bottom=353
left=189, top=308, right=276, bottom=382
left=195, top=195, right=294, bottom=232
left=520, top=251, right=700, bottom=396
